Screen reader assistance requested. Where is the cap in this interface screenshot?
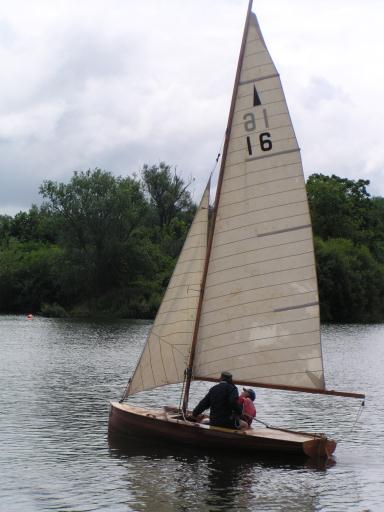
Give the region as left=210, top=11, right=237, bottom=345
left=243, top=387, right=256, bottom=401
left=220, top=371, right=233, bottom=382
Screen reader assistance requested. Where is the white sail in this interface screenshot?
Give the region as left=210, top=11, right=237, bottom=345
left=193, top=12, right=324, bottom=391
left=126, top=183, right=209, bottom=396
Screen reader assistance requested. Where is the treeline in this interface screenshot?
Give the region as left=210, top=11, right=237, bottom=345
left=0, top=164, right=196, bottom=318
left=0, top=168, right=384, bottom=322
left=307, top=174, right=384, bottom=322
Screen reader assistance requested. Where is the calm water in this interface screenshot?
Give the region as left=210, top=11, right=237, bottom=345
left=0, top=315, right=383, bottom=511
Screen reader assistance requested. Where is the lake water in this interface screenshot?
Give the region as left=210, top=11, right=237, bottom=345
left=0, top=315, right=383, bottom=511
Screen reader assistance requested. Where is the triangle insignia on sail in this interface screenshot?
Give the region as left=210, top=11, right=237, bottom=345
left=253, top=86, right=261, bottom=106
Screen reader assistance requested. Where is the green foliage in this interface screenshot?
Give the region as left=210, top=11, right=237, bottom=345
left=308, top=174, right=384, bottom=322
left=315, top=237, right=384, bottom=322
left=0, top=165, right=196, bottom=318
left=2, top=166, right=384, bottom=323
left=141, top=162, right=194, bottom=228
left=0, top=240, right=63, bottom=313
left=306, top=174, right=372, bottom=243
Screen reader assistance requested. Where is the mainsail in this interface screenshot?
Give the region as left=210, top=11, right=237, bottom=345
left=193, top=9, right=324, bottom=391
left=127, top=2, right=324, bottom=398
left=119, top=1, right=365, bottom=411
left=126, top=184, right=209, bottom=396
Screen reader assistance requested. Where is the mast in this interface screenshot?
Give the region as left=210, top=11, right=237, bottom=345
left=182, top=0, right=254, bottom=413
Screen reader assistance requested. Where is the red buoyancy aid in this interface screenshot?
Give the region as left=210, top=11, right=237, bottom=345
left=239, top=396, right=256, bottom=425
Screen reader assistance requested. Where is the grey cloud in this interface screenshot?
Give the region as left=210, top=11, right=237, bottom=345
left=302, top=76, right=352, bottom=109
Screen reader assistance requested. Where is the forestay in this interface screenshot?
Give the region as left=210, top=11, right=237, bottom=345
left=193, top=12, right=324, bottom=391
left=126, top=185, right=210, bottom=396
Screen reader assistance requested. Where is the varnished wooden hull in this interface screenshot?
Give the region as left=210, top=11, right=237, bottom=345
left=108, top=402, right=336, bottom=459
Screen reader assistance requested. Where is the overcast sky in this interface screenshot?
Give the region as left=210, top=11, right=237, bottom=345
left=1, top=0, right=383, bottom=215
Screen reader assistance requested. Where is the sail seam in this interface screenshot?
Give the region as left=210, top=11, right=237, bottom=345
left=220, top=172, right=303, bottom=197
left=236, top=80, right=284, bottom=99
left=212, top=223, right=310, bottom=249
left=210, top=235, right=311, bottom=262
left=213, top=213, right=309, bottom=237
left=152, top=331, right=191, bottom=354
left=246, top=148, right=300, bottom=162
left=167, top=281, right=202, bottom=291
left=147, top=340, right=156, bottom=391
left=222, top=160, right=301, bottom=183
left=216, top=199, right=308, bottom=223
left=221, top=178, right=304, bottom=206
left=205, top=262, right=315, bottom=290
left=204, top=275, right=316, bottom=303
left=156, top=290, right=317, bottom=326
left=195, top=348, right=322, bottom=368
left=197, top=330, right=319, bottom=354
left=274, top=302, right=319, bottom=312
left=224, top=154, right=299, bottom=172
left=171, top=269, right=207, bottom=278
left=230, top=123, right=293, bottom=143
left=204, top=248, right=313, bottom=276
left=201, top=366, right=323, bottom=380
left=154, top=319, right=196, bottom=328
left=240, top=63, right=277, bottom=79
left=223, top=162, right=302, bottom=189
left=200, top=287, right=316, bottom=316
left=239, top=73, right=280, bottom=86
left=233, top=97, right=288, bottom=116
left=197, top=314, right=319, bottom=342
left=158, top=330, right=169, bottom=387
left=238, top=82, right=281, bottom=96
left=217, top=184, right=303, bottom=210
left=231, top=113, right=289, bottom=132
left=243, top=48, right=270, bottom=59
left=232, top=111, right=290, bottom=130
left=258, top=224, right=311, bottom=237
left=229, top=137, right=298, bottom=156
left=199, top=296, right=318, bottom=330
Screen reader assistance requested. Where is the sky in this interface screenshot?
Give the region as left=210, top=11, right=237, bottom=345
left=1, top=0, right=384, bottom=215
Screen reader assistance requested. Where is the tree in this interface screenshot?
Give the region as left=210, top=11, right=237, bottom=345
left=141, top=162, right=195, bottom=229
left=39, top=168, right=151, bottom=298
left=315, top=237, right=384, bottom=322
left=306, top=174, right=373, bottom=243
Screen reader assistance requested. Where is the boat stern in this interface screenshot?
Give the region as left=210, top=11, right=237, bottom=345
left=302, top=435, right=337, bottom=459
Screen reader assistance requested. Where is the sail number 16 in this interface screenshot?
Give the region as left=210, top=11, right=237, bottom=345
left=243, top=112, right=272, bottom=156
left=246, top=133, right=272, bottom=156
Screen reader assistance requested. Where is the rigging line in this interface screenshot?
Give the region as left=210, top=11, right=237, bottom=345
left=211, top=131, right=226, bottom=178
left=254, top=418, right=325, bottom=439
left=349, top=399, right=365, bottom=435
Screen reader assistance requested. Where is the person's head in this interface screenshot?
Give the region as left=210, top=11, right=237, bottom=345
left=220, top=371, right=233, bottom=383
left=242, top=387, right=256, bottom=401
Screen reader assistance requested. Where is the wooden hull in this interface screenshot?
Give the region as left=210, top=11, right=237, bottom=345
left=108, top=402, right=336, bottom=459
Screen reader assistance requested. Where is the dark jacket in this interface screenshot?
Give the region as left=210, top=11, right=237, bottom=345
left=192, top=381, right=242, bottom=428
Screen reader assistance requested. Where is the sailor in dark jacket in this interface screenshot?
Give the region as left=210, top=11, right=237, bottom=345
left=191, top=371, right=242, bottom=428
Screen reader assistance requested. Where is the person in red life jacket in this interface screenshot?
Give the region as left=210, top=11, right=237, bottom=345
left=238, top=388, right=256, bottom=428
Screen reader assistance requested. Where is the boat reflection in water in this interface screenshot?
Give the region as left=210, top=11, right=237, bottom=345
left=108, top=433, right=335, bottom=511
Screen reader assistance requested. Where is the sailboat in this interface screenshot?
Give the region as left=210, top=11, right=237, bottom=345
left=109, top=0, right=365, bottom=459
